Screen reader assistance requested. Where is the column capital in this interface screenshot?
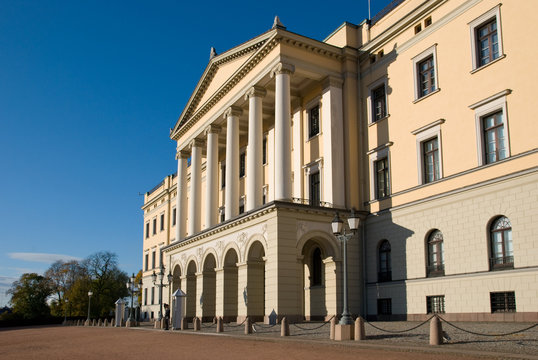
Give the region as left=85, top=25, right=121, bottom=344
left=322, top=75, right=344, bottom=90
left=270, top=62, right=295, bottom=78
left=190, top=138, right=205, bottom=149
left=223, top=106, right=243, bottom=119
left=205, top=124, right=221, bottom=136
left=175, top=149, right=190, bottom=160
left=244, top=86, right=267, bottom=101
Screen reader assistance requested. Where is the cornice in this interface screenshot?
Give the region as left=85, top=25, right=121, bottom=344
left=161, top=200, right=358, bottom=254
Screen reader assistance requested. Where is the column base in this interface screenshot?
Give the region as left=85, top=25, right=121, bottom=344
left=334, top=324, right=354, bottom=341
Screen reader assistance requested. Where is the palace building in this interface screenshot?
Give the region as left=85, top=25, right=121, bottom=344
left=141, top=0, right=538, bottom=323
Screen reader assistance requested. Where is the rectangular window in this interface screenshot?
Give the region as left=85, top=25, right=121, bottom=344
left=309, top=105, right=320, bottom=138
left=412, top=45, right=438, bottom=101
left=151, top=287, right=155, bottom=305
left=469, top=6, right=504, bottom=71
left=424, top=16, right=432, bottom=27
left=160, top=214, right=165, bottom=231
left=239, top=151, right=246, bottom=178
left=145, top=223, right=149, bottom=239
left=423, top=137, right=440, bottom=183
left=476, top=19, right=499, bottom=67
left=377, top=298, right=392, bottom=315
left=151, top=251, right=155, bottom=269
left=414, top=23, right=422, bottom=34
left=152, top=219, right=157, bottom=235
left=372, top=84, right=387, bottom=121
left=490, top=291, right=516, bottom=313
left=219, top=207, right=225, bottom=223
left=483, top=111, right=506, bottom=164
left=427, top=295, right=445, bottom=314
left=262, top=186, right=267, bottom=205
left=262, top=136, right=267, bottom=165
left=221, top=163, right=226, bottom=188
left=418, top=56, right=435, bottom=97
left=144, top=288, right=147, bottom=305
left=309, top=172, right=321, bottom=206
left=172, top=208, right=176, bottom=226
left=375, top=158, right=389, bottom=199
left=144, top=254, right=148, bottom=271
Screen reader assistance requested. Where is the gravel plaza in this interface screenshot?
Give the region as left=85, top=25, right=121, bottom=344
left=2, top=320, right=536, bottom=360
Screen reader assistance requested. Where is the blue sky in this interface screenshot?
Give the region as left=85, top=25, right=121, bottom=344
left=0, top=0, right=391, bottom=306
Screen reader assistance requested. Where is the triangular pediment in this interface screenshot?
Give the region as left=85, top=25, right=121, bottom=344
left=171, top=30, right=275, bottom=138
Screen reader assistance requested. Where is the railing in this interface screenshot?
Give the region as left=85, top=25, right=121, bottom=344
left=370, top=0, right=405, bottom=25
left=426, top=264, right=445, bottom=277
left=490, top=256, right=514, bottom=270
left=291, top=198, right=333, bottom=208
left=378, top=271, right=392, bottom=282
left=147, top=180, right=164, bottom=196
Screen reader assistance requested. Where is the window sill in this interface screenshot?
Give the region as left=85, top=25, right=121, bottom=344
left=470, top=54, right=506, bottom=74
left=368, top=114, right=390, bottom=127
left=413, top=88, right=440, bottom=104
left=307, top=132, right=322, bottom=142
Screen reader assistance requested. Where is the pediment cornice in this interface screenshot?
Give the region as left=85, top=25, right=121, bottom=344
left=171, top=29, right=345, bottom=141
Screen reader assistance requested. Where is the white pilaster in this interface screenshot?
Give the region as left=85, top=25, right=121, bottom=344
left=175, top=149, right=188, bottom=242
left=271, top=63, right=294, bottom=201
left=205, top=125, right=221, bottom=229
left=292, top=106, right=303, bottom=199
left=225, top=106, right=242, bottom=220
left=321, top=76, right=345, bottom=208
left=245, top=86, right=266, bottom=211
left=188, top=138, right=203, bottom=235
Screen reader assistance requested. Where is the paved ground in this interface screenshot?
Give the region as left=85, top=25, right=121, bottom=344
left=1, top=321, right=537, bottom=360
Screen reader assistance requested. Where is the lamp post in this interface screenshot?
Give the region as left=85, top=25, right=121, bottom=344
left=152, top=263, right=173, bottom=320
left=87, top=290, right=93, bottom=322
left=126, top=274, right=143, bottom=325
left=63, top=298, right=69, bottom=324
left=331, top=209, right=360, bottom=325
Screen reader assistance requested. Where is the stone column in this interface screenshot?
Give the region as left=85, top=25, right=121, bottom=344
left=175, top=149, right=189, bottom=242
left=188, top=139, right=203, bottom=235
left=214, top=267, right=225, bottom=319
left=245, top=86, right=266, bottom=211
left=195, top=272, right=204, bottom=320
left=321, top=76, right=345, bottom=208
left=236, top=262, right=249, bottom=323
left=224, top=106, right=242, bottom=220
left=205, top=125, right=221, bottom=229
left=271, top=63, right=294, bottom=201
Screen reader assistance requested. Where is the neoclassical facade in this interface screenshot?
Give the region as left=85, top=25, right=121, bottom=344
left=142, top=0, right=538, bottom=323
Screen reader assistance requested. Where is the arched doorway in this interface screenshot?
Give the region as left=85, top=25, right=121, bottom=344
left=202, top=253, right=216, bottom=321
left=172, top=264, right=181, bottom=294
left=247, top=241, right=265, bottom=322
left=223, top=248, right=238, bottom=322
left=186, top=260, right=197, bottom=320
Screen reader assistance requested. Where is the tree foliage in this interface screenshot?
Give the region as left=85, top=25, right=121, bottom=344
left=5, top=251, right=136, bottom=321
left=7, top=273, right=52, bottom=319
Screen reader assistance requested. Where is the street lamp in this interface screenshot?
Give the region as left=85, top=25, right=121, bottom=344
left=64, top=298, right=69, bottom=324
left=331, top=209, right=360, bottom=325
left=126, top=274, right=143, bottom=325
left=152, top=263, right=173, bottom=320
left=87, top=290, right=93, bottom=322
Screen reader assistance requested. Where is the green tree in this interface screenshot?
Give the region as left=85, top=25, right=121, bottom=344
left=83, top=251, right=129, bottom=317
left=45, top=260, right=83, bottom=316
left=7, top=273, right=52, bottom=319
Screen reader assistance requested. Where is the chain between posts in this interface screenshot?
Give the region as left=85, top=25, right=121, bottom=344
left=436, top=315, right=538, bottom=337
left=290, top=315, right=336, bottom=331
left=364, top=315, right=434, bottom=333
left=225, top=317, right=248, bottom=328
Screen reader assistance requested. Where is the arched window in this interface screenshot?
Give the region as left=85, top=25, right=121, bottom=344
left=378, top=240, right=392, bottom=282
left=311, top=247, right=322, bottom=286
left=490, top=216, right=513, bottom=270
left=427, top=230, right=444, bottom=277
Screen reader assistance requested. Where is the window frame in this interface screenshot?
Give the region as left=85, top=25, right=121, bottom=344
left=377, top=298, right=392, bottom=315
left=220, top=162, right=226, bottom=189
left=145, top=222, right=150, bottom=239
left=412, top=44, right=439, bottom=101
left=308, top=104, right=320, bottom=139
left=489, top=216, right=513, bottom=270
left=368, top=144, right=391, bottom=200
left=262, top=134, right=268, bottom=165
left=413, top=120, right=444, bottom=185
left=426, top=295, right=445, bottom=314
left=469, top=5, right=504, bottom=71
left=160, top=213, right=165, bottom=232
left=304, top=160, right=322, bottom=206
left=172, top=207, right=176, bottom=226
left=239, top=149, right=246, bottom=178
left=490, top=291, right=516, bottom=313
left=378, top=240, right=392, bottom=282
left=470, top=91, right=510, bottom=166
left=367, top=76, right=389, bottom=124
left=152, top=218, right=157, bottom=235
left=426, top=230, right=445, bottom=277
